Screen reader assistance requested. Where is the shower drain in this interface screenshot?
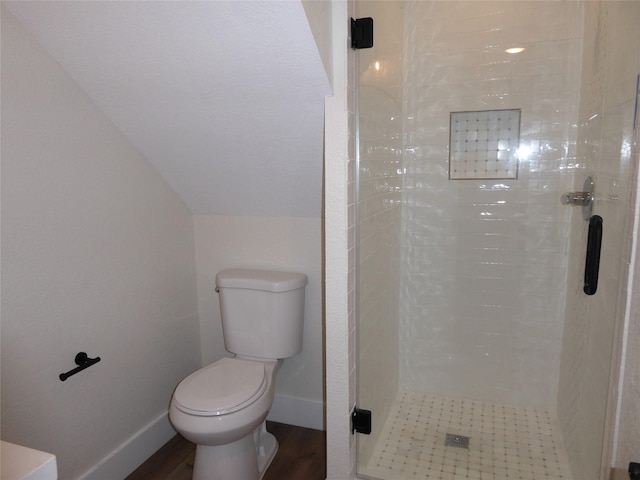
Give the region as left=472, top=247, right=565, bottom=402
left=445, top=433, right=470, bottom=449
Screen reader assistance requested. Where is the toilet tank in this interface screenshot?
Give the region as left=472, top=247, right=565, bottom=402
left=215, top=268, right=308, bottom=359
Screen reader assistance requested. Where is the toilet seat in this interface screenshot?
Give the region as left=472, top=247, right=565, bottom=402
left=173, top=358, right=267, bottom=417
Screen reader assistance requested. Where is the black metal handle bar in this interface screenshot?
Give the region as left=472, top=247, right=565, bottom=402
left=59, top=352, right=101, bottom=381
left=583, top=215, right=603, bottom=296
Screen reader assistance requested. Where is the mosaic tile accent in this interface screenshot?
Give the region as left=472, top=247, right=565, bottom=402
left=449, top=110, right=521, bottom=180
left=359, top=390, right=573, bottom=480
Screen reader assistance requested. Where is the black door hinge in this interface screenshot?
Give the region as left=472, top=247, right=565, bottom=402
left=352, top=407, right=372, bottom=434
left=351, top=17, right=373, bottom=50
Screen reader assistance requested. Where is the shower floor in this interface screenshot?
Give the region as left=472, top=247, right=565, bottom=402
left=359, top=389, right=573, bottom=480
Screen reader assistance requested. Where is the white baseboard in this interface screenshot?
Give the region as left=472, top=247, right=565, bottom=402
left=77, top=396, right=323, bottom=480
left=78, top=412, right=175, bottom=480
left=267, top=394, right=325, bottom=431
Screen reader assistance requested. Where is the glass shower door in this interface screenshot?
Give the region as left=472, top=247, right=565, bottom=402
left=355, top=1, right=404, bottom=474
left=355, top=1, right=639, bottom=479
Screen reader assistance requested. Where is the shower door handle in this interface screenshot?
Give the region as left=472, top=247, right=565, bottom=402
left=583, top=215, right=603, bottom=295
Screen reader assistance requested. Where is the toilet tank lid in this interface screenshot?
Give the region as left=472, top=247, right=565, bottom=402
left=216, top=268, right=308, bottom=292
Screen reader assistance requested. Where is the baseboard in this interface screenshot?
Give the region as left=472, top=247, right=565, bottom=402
left=77, top=396, right=322, bottom=479
left=78, top=412, right=176, bottom=480
left=267, top=394, right=324, bottom=431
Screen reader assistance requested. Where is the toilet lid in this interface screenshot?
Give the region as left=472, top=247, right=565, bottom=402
left=173, top=358, right=267, bottom=416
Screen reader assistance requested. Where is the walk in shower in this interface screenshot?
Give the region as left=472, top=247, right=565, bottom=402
left=355, top=2, right=640, bottom=480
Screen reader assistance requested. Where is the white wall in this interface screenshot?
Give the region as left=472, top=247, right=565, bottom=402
left=302, top=0, right=333, bottom=90
left=324, top=0, right=359, bottom=478
left=1, top=7, right=201, bottom=479
left=5, top=0, right=330, bottom=219
left=192, top=215, right=324, bottom=430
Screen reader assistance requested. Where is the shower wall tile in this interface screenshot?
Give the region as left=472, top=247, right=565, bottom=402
left=399, top=1, right=583, bottom=408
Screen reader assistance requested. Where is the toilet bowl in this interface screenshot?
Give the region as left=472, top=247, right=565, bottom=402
left=169, top=357, right=280, bottom=479
left=168, top=268, right=307, bottom=480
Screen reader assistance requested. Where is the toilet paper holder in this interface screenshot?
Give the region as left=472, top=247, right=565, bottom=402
left=59, top=352, right=101, bottom=381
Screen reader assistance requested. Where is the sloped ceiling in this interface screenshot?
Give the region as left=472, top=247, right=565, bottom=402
left=5, top=1, right=331, bottom=217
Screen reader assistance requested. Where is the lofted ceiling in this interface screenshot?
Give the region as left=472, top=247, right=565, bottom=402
left=5, top=0, right=331, bottom=217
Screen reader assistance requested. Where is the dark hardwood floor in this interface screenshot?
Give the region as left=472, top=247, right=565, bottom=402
left=125, top=421, right=326, bottom=480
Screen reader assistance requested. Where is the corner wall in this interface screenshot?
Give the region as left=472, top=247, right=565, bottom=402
left=324, top=0, right=359, bottom=478
left=192, top=214, right=324, bottom=430
left=1, top=8, right=201, bottom=479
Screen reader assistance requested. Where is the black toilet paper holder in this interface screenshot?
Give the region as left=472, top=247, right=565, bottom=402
left=59, top=352, right=101, bottom=381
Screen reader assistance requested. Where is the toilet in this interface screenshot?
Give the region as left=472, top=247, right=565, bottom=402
left=169, top=268, right=307, bottom=480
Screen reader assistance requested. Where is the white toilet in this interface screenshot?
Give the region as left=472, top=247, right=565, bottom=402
left=169, top=268, right=307, bottom=480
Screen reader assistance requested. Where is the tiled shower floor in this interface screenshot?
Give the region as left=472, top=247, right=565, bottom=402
left=359, top=390, right=573, bottom=480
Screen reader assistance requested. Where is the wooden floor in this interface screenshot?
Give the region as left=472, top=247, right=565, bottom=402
left=611, top=468, right=629, bottom=480
left=125, top=421, right=326, bottom=480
